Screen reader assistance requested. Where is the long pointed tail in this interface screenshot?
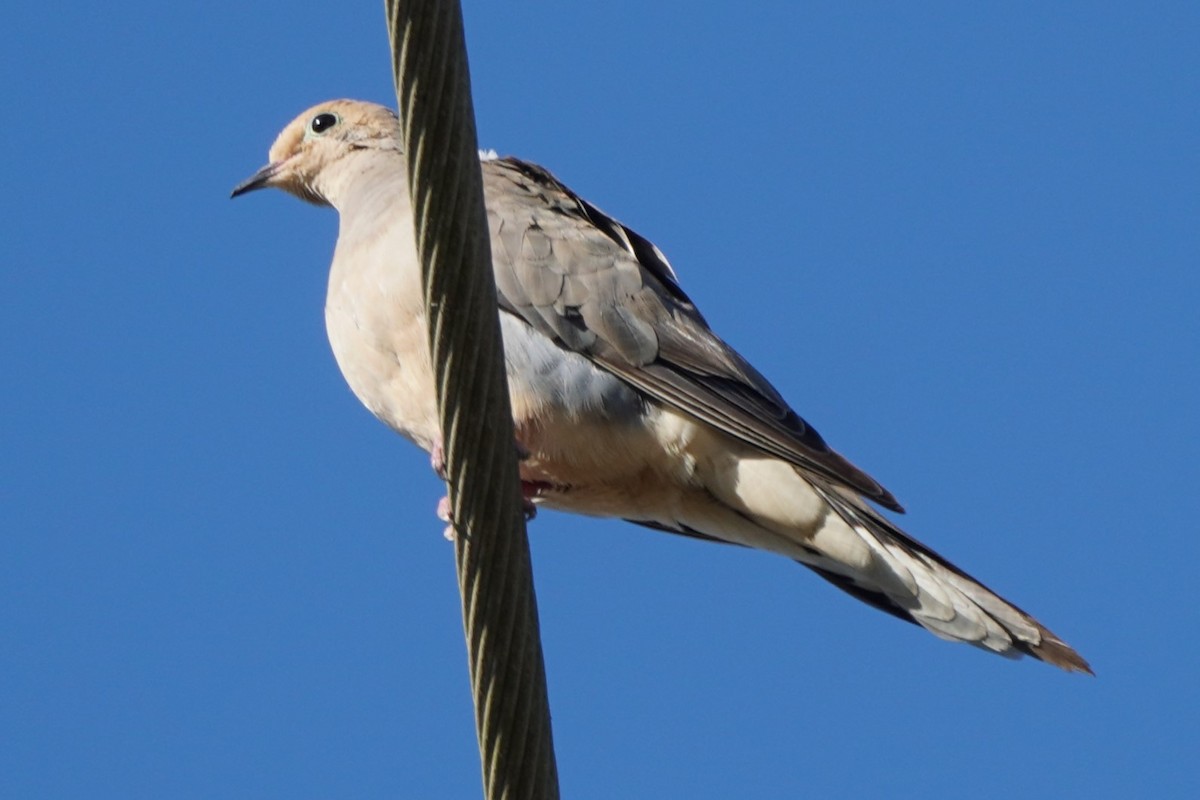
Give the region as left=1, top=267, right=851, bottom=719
left=809, top=485, right=1092, bottom=674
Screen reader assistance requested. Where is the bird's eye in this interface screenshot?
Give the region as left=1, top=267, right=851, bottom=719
left=310, top=113, right=339, bottom=135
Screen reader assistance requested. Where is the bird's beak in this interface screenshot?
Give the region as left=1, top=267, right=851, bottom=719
left=231, top=162, right=283, bottom=198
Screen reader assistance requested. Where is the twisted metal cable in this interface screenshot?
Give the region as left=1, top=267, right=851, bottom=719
left=384, top=2, right=560, bottom=798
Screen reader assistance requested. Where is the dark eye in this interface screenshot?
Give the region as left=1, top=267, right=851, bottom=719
left=310, top=113, right=339, bottom=134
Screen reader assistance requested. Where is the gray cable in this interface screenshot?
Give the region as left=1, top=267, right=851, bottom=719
left=384, top=2, right=561, bottom=797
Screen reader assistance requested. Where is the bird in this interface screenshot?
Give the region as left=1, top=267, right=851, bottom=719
left=233, top=99, right=1090, bottom=674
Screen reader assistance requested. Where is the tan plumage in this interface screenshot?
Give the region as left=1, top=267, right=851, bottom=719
left=233, top=99, right=1090, bottom=674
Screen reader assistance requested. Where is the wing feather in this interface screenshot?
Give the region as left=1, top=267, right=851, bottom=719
left=484, top=157, right=903, bottom=513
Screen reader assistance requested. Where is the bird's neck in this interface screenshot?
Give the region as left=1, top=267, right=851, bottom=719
left=325, top=149, right=411, bottom=223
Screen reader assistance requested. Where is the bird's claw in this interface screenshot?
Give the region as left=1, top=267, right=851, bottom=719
left=430, top=441, right=447, bottom=480
left=432, top=434, right=543, bottom=539
left=435, top=482, right=540, bottom=541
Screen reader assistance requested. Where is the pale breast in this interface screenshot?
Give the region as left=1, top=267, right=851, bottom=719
left=325, top=190, right=439, bottom=451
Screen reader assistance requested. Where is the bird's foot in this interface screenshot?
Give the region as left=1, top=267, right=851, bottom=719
left=520, top=480, right=551, bottom=519
left=435, top=480, right=543, bottom=541
left=430, top=440, right=447, bottom=480
left=436, top=495, right=456, bottom=541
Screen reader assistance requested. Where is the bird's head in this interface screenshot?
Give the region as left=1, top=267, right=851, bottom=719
left=231, top=99, right=402, bottom=206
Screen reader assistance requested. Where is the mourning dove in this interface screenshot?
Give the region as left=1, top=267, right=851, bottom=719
left=233, top=99, right=1090, bottom=673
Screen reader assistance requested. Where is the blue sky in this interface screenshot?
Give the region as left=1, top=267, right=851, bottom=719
left=4, top=2, right=1198, bottom=797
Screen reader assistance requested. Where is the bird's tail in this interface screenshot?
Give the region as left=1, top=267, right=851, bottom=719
left=806, top=484, right=1092, bottom=674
